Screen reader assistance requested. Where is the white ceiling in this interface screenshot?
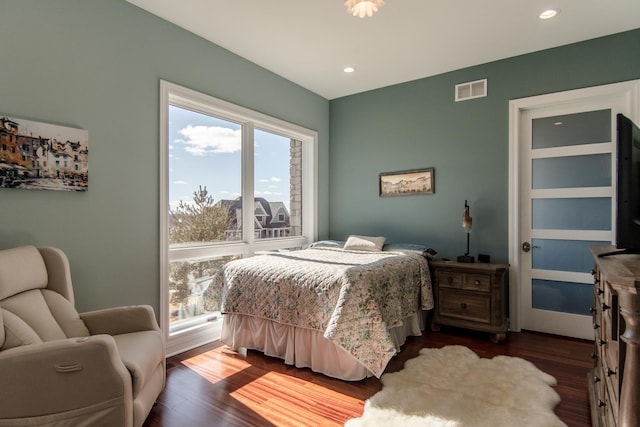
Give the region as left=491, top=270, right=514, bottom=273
left=126, top=0, right=640, bottom=100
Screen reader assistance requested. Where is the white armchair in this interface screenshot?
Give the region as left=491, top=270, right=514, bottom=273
left=0, top=246, right=165, bottom=427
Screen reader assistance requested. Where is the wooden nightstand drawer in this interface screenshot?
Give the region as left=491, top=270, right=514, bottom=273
left=437, top=271, right=463, bottom=289
left=438, top=288, right=491, bottom=324
left=462, top=273, right=491, bottom=292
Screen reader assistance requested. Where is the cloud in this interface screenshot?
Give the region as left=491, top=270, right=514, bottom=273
left=256, top=190, right=282, bottom=196
left=178, top=125, right=241, bottom=155
left=173, top=180, right=189, bottom=185
left=270, top=176, right=281, bottom=182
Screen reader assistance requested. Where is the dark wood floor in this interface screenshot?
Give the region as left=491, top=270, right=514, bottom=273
left=143, top=327, right=594, bottom=427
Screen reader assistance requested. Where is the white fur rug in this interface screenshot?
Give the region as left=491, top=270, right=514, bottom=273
left=345, top=345, right=567, bottom=427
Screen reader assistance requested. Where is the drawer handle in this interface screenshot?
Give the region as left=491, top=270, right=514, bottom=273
left=593, top=375, right=601, bottom=383
left=589, top=307, right=596, bottom=314
left=447, top=277, right=453, bottom=283
left=591, top=353, right=598, bottom=360
left=596, top=288, right=604, bottom=295
left=598, top=400, right=607, bottom=408
left=599, top=339, right=607, bottom=346
left=593, top=323, right=600, bottom=330
left=607, top=368, right=616, bottom=377
left=474, top=279, right=481, bottom=286
left=601, top=303, right=610, bottom=311
left=460, top=303, right=467, bottom=309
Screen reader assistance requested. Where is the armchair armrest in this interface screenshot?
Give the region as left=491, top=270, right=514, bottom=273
left=0, top=335, right=131, bottom=420
left=81, top=305, right=161, bottom=336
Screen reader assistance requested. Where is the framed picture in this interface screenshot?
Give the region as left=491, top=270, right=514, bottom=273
left=0, top=115, right=88, bottom=191
left=379, top=167, right=434, bottom=197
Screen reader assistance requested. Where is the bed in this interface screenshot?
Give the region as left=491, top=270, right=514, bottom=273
left=216, top=237, right=434, bottom=381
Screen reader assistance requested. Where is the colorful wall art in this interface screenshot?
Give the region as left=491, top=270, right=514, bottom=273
left=0, top=116, right=88, bottom=191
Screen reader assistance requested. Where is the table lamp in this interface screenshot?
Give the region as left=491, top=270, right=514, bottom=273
left=457, top=200, right=475, bottom=263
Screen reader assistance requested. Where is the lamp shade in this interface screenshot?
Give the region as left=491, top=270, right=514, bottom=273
left=462, top=201, right=472, bottom=233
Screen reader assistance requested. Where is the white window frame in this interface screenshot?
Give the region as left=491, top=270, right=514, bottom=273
left=159, top=80, right=318, bottom=356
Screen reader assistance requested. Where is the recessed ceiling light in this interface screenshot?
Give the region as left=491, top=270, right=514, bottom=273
left=343, top=66, right=355, bottom=73
left=539, top=9, right=559, bottom=20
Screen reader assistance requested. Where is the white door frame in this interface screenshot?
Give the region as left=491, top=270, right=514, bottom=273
left=508, top=80, right=640, bottom=333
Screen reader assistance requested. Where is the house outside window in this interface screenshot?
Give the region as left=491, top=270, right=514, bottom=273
left=160, top=80, right=317, bottom=355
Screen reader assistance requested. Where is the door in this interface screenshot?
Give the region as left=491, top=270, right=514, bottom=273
left=509, top=81, right=639, bottom=339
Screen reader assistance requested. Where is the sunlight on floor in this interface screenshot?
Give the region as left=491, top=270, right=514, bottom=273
left=230, top=370, right=361, bottom=426
left=181, top=347, right=364, bottom=426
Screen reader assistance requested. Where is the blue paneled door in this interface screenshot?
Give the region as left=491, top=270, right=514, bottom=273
left=519, top=104, right=617, bottom=339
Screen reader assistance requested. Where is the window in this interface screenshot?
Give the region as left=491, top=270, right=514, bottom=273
left=160, top=81, right=317, bottom=355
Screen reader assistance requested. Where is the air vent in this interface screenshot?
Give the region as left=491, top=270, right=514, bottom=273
left=455, top=79, right=487, bottom=102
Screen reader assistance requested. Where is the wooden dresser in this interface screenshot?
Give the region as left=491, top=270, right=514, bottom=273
left=589, top=246, right=640, bottom=427
left=429, top=260, right=509, bottom=343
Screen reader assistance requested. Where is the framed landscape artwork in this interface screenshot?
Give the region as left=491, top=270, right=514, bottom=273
left=379, top=167, right=434, bottom=197
left=0, top=115, right=88, bottom=191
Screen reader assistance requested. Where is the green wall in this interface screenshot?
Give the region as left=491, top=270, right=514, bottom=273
left=329, top=29, right=640, bottom=263
left=0, top=1, right=330, bottom=313
left=1, top=1, right=638, bottom=314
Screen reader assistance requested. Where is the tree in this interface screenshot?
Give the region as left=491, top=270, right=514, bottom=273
left=169, top=185, right=229, bottom=244
left=168, top=186, right=231, bottom=320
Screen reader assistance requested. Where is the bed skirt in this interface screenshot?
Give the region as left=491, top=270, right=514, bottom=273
left=221, top=311, right=425, bottom=381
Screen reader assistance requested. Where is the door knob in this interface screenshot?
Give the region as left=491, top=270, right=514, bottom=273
left=522, top=242, right=531, bottom=252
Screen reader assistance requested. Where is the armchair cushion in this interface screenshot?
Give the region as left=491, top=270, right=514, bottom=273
left=113, top=330, right=164, bottom=397
left=0, top=246, right=48, bottom=300
left=1, top=308, right=43, bottom=349
left=42, top=290, right=90, bottom=337
left=0, top=289, right=89, bottom=351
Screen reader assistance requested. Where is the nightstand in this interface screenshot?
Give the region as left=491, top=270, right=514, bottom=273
left=430, top=260, right=509, bottom=343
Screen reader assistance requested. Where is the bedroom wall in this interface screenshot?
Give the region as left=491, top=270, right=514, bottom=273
left=0, top=0, right=330, bottom=313
left=329, top=29, right=640, bottom=263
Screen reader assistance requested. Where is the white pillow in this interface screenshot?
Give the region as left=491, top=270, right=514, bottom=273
left=343, top=235, right=386, bottom=252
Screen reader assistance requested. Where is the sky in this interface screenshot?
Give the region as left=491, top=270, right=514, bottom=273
left=168, top=105, right=291, bottom=212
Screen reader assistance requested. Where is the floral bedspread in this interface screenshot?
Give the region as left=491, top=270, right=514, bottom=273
left=218, top=247, right=433, bottom=377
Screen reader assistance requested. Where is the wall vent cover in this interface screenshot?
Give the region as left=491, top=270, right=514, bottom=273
left=455, top=79, right=487, bottom=102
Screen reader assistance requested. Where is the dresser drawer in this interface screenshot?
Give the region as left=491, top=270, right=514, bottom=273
left=438, top=289, right=491, bottom=324
left=437, top=271, right=491, bottom=292
left=437, top=271, right=463, bottom=289
left=462, top=273, right=491, bottom=292
left=605, top=378, right=619, bottom=427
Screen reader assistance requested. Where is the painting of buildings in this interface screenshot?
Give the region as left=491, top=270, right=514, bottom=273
left=0, top=116, right=88, bottom=191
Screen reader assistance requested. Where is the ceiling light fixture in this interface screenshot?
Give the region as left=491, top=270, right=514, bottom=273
left=343, top=66, right=355, bottom=73
left=344, top=0, right=385, bottom=18
left=539, top=9, right=559, bottom=20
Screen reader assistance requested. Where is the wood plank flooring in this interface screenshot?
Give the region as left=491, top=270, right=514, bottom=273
left=143, top=327, right=594, bottom=427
